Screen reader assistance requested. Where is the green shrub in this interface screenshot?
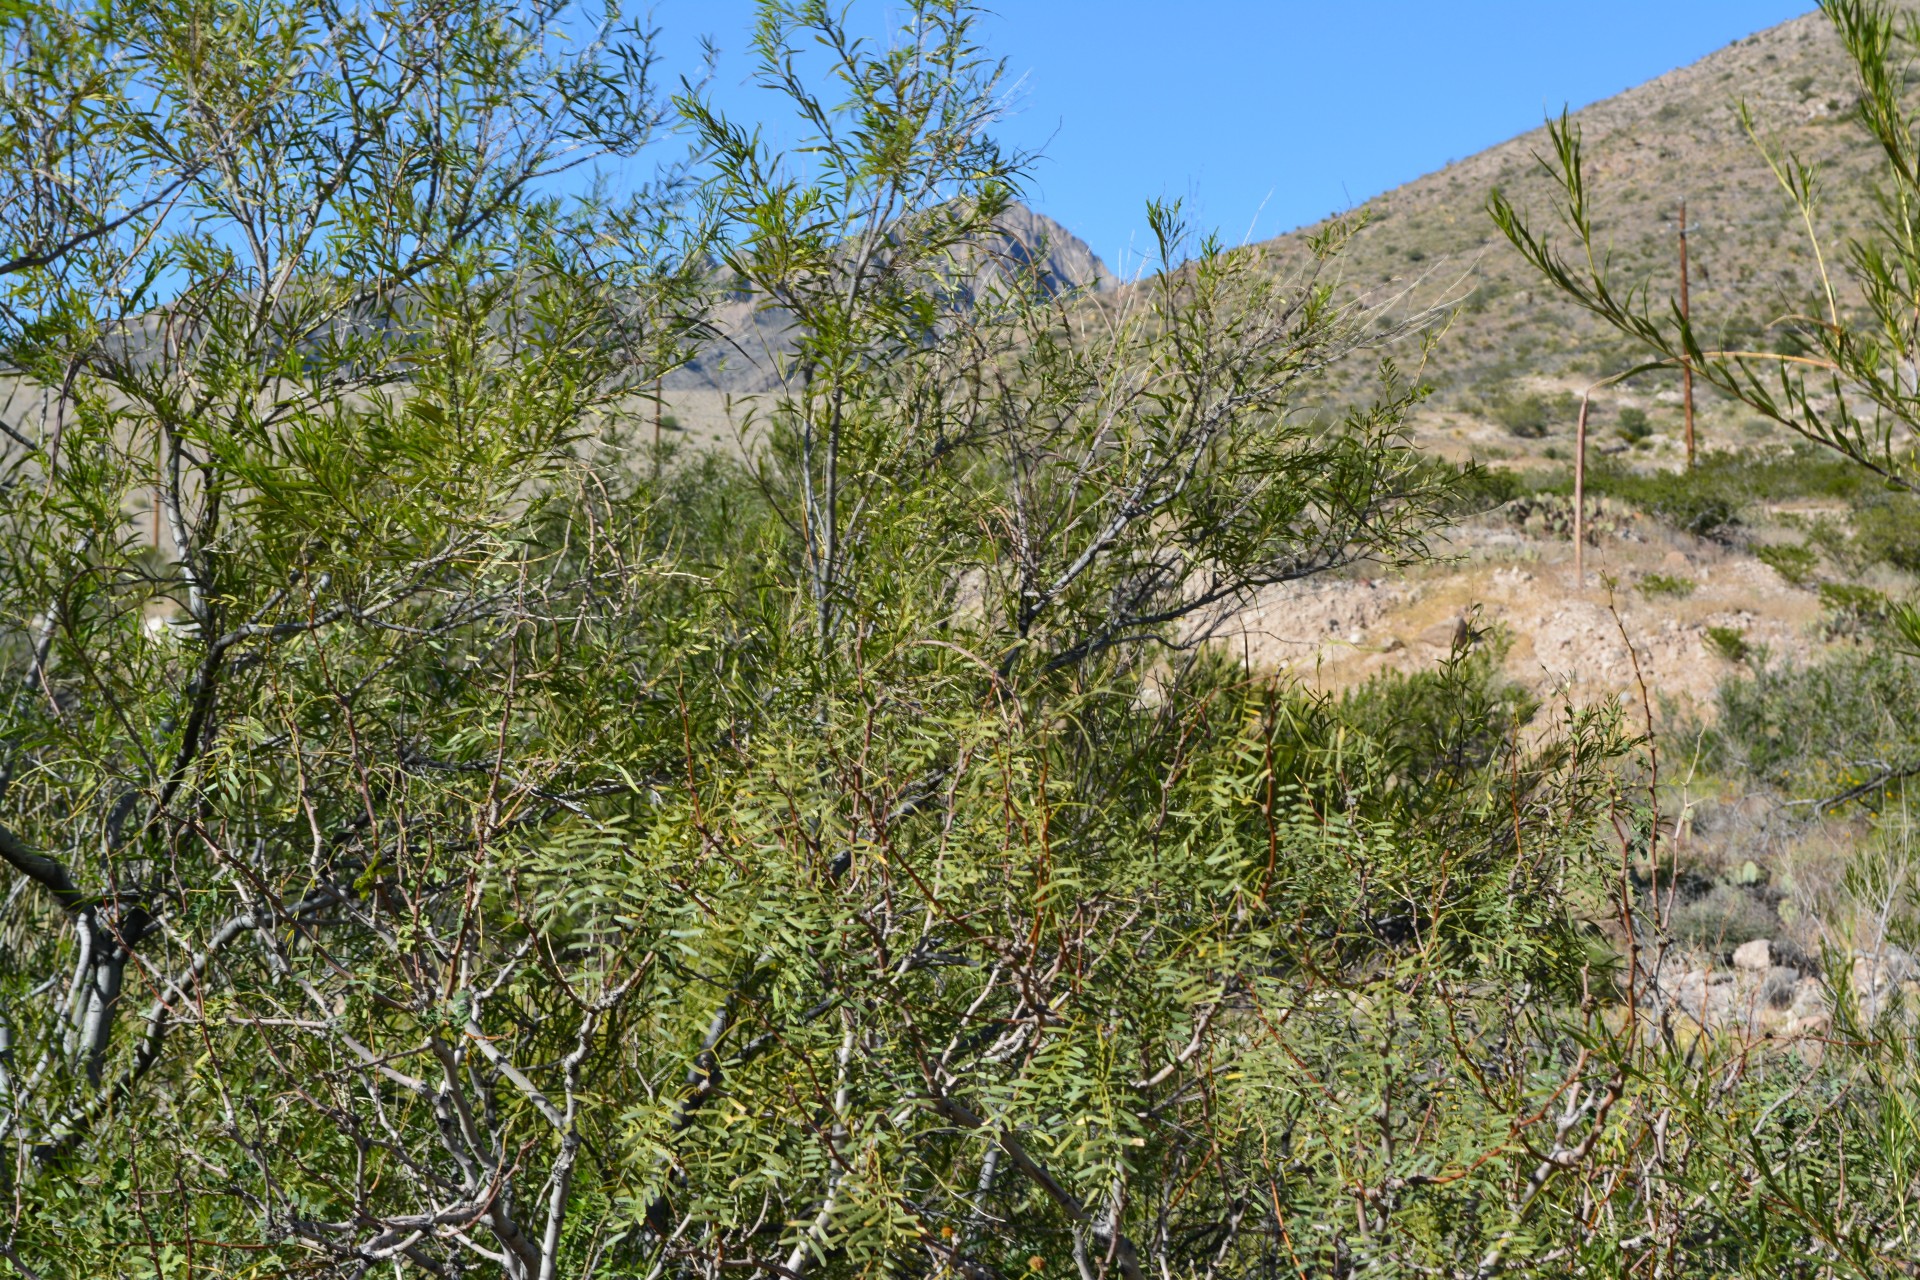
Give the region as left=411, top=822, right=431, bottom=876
left=1706, top=625, right=1752, bottom=662
left=1617, top=405, right=1653, bottom=441
left=1489, top=389, right=1578, bottom=438
left=1336, top=644, right=1537, bottom=786
left=1587, top=463, right=1743, bottom=537
left=1704, top=649, right=1920, bottom=804
left=1849, top=493, right=1920, bottom=571
left=1639, top=571, right=1696, bottom=597
left=1670, top=881, right=1779, bottom=953
left=1757, top=540, right=1820, bottom=586
left=1435, top=458, right=1528, bottom=515
left=1820, top=582, right=1893, bottom=639
left=1545, top=447, right=1875, bottom=539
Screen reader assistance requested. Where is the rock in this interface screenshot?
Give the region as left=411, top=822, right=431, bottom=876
left=1662, top=550, right=1691, bottom=570
left=1732, top=938, right=1773, bottom=972
left=1418, top=617, right=1468, bottom=650
left=1853, top=946, right=1915, bottom=994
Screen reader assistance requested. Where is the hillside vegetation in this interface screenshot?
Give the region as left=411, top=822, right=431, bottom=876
left=1263, top=4, right=1907, bottom=465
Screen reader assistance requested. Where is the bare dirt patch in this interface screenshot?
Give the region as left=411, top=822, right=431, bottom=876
left=1219, top=516, right=1831, bottom=712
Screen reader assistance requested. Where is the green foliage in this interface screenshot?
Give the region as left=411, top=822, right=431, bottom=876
left=1617, top=404, right=1654, bottom=441
left=1669, top=880, right=1779, bottom=953
left=1488, top=387, right=1579, bottom=437
left=1434, top=457, right=1530, bottom=514
left=1703, top=649, right=1920, bottom=807
left=26, top=0, right=1920, bottom=1274
left=1706, top=624, right=1754, bottom=662
left=1528, top=445, right=1879, bottom=539
left=1820, top=581, right=1894, bottom=636
left=1335, top=641, right=1539, bottom=788
left=1502, top=490, right=1632, bottom=541
left=0, top=0, right=1631, bottom=1274
left=1758, top=539, right=1821, bottom=585
left=1593, top=457, right=1743, bottom=535
left=1846, top=492, right=1920, bottom=572
left=1640, top=571, right=1698, bottom=597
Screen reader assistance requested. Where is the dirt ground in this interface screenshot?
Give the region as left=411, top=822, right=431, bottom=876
left=1218, top=513, right=1830, bottom=713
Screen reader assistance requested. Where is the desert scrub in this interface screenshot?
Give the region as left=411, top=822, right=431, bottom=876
left=1846, top=492, right=1920, bottom=572
left=1669, top=880, right=1781, bottom=954
left=1538, top=446, right=1879, bottom=539
left=1617, top=405, right=1655, bottom=442
left=1757, top=540, right=1820, bottom=586
left=1819, top=582, right=1895, bottom=640
left=1486, top=387, right=1579, bottom=437
left=1502, top=491, right=1634, bottom=541
left=1702, top=649, right=1920, bottom=805
left=1639, top=571, right=1697, bottom=597
left=1706, top=625, right=1753, bottom=663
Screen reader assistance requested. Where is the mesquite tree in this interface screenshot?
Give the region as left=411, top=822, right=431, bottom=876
left=0, top=0, right=1636, bottom=1277
left=0, top=0, right=695, bottom=1272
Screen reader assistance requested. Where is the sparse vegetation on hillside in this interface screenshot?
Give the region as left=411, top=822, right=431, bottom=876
left=1244, top=2, right=1915, bottom=466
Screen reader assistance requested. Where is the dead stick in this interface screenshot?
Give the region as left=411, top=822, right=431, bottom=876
left=1574, top=394, right=1590, bottom=589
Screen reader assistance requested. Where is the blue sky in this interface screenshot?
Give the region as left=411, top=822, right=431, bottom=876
left=642, top=2, right=1814, bottom=273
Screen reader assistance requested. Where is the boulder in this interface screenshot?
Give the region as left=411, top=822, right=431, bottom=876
left=1418, top=617, right=1468, bottom=650
left=1732, top=938, right=1772, bottom=972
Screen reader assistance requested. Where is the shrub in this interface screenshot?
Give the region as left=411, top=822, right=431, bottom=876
left=1336, top=643, right=1538, bottom=786
left=1617, top=405, right=1653, bottom=441
left=1583, top=462, right=1744, bottom=537
left=1489, top=388, right=1578, bottom=437
left=1546, top=448, right=1873, bottom=539
left=0, top=1, right=1535, bottom=1270
left=1705, top=649, right=1920, bottom=801
left=1819, top=582, right=1894, bottom=639
left=1757, top=540, right=1820, bottom=586
left=1706, top=625, right=1753, bottom=662
left=1435, top=458, right=1528, bottom=515
left=1640, top=571, right=1697, bottom=597
left=1670, top=881, right=1779, bottom=953
left=1849, top=493, right=1920, bottom=571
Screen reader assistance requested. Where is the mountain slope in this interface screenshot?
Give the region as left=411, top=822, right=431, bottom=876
left=1263, top=6, right=1892, bottom=464
left=662, top=204, right=1112, bottom=404
left=662, top=9, right=1885, bottom=460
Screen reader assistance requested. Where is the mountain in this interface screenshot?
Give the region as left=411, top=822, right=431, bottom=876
left=664, top=204, right=1113, bottom=397
left=972, top=202, right=1118, bottom=297
left=664, top=10, right=1884, bottom=456
left=1246, top=6, right=1893, bottom=465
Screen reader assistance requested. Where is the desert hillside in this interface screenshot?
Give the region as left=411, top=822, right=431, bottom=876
left=1200, top=7, right=1920, bottom=718
left=1268, top=6, right=1883, bottom=464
